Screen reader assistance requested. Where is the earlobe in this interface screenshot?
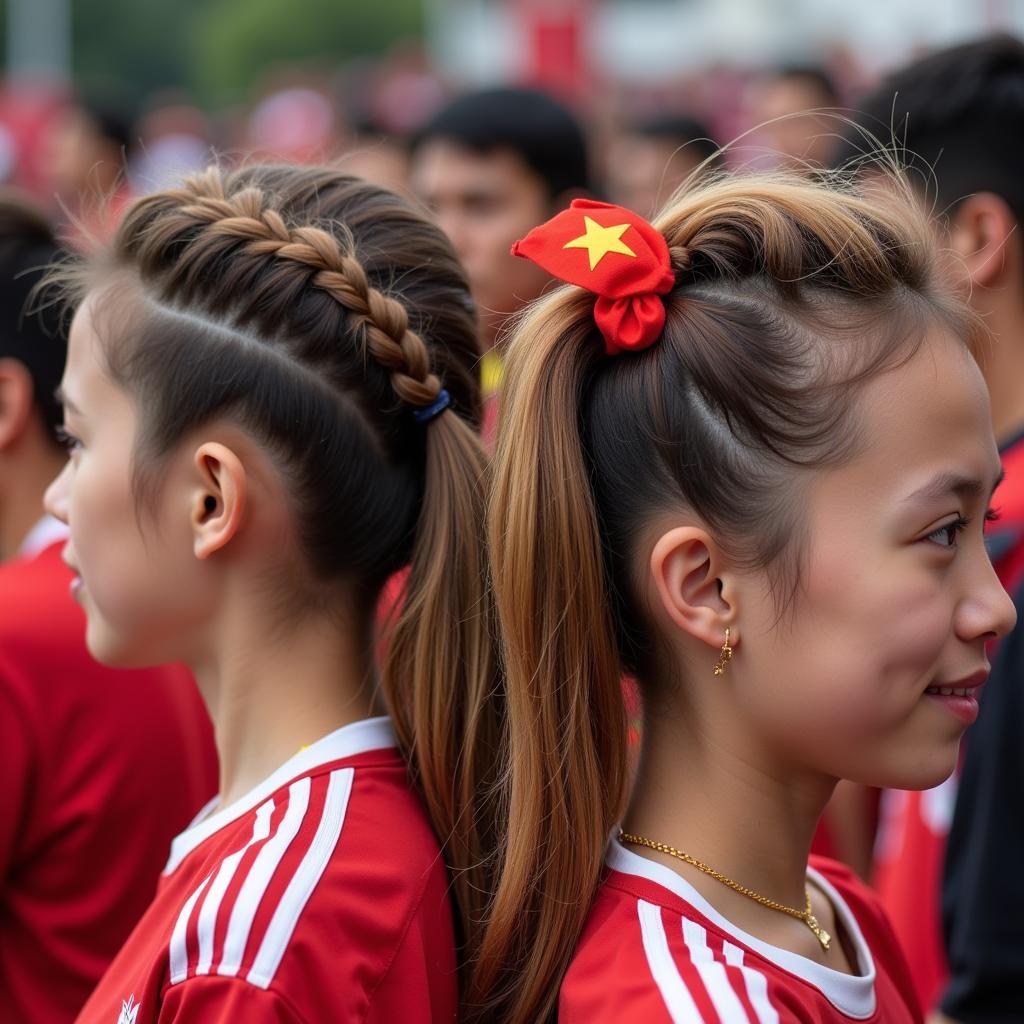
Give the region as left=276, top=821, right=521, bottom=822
left=191, top=443, right=247, bottom=560
left=650, top=526, right=738, bottom=651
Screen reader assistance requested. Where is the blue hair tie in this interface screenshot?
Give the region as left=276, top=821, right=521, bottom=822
left=413, top=388, right=451, bottom=424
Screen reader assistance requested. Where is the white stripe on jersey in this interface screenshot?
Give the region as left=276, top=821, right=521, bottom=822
left=723, top=940, right=780, bottom=1024
left=217, top=776, right=311, bottom=977
left=194, top=798, right=276, bottom=975
left=168, top=873, right=212, bottom=984
left=682, top=918, right=753, bottom=1022
left=637, top=900, right=703, bottom=1022
left=247, top=768, right=355, bottom=988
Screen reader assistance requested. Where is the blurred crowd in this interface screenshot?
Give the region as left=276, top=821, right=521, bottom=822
left=2, top=26, right=1024, bottom=1024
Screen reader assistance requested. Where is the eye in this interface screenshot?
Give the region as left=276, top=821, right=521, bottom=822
left=55, top=426, right=82, bottom=454
left=924, top=516, right=969, bottom=549
left=985, top=506, right=1002, bottom=530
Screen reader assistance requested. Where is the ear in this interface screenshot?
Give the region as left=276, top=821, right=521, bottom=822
left=650, top=526, right=739, bottom=651
left=947, top=192, right=1019, bottom=289
left=0, top=358, right=34, bottom=451
left=191, top=442, right=246, bottom=560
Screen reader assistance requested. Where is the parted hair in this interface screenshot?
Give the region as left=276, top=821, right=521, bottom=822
left=476, top=171, right=977, bottom=1023
left=51, top=164, right=501, bottom=975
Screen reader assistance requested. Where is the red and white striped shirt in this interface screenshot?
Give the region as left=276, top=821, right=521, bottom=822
left=559, top=844, right=920, bottom=1023
left=75, top=717, right=457, bottom=1024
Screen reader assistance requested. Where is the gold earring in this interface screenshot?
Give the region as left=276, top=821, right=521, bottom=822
left=713, top=627, right=733, bottom=677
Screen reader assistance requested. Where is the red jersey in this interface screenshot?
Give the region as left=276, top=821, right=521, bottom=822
left=560, top=843, right=920, bottom=1023
left=0, top=538, right=217, bottom=1023
left=871, top=431, right=1024, bottom=1011
left=75, top=717, right=458, bottom=1024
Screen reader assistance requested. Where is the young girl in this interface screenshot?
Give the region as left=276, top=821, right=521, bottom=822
left=476, top=179, right=1016, bottom=1022
left=44, top=165, right=496, bottom=1022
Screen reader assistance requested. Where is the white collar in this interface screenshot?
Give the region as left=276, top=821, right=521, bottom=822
left=19, top=516, right=68, bottom=559
left=606, top=841, right=877, bottom=1019
left=165, top=716, right=397, bottom=874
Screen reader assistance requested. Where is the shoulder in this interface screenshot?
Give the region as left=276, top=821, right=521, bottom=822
left=561, top=872, right=781, bottom=1024
left=165, top=754, right=455, bottom=1017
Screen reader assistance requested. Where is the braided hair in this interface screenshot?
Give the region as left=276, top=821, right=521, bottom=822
left=53, top=164, right=501, bottom=978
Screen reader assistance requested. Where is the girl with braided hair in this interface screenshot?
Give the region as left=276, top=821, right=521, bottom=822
left=44, top=164, right=497, bottom=1023
left=474, top=177, right=1017, bottom=1023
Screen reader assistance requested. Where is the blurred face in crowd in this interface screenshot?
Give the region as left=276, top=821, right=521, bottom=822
left=606, top=134, right=708, bottom=218
left=411, top=140, right=553, bottom=346
left=749, top=76, right=835, bottom=170
left=43, top=108, right=123, bottom=197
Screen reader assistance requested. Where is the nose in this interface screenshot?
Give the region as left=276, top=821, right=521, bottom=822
left=956, top=553, right=1018, bottom=645
left=44, top=460, right=71, bottom=525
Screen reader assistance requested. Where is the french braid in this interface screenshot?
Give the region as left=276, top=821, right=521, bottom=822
left=52, top=164, right=502, bottom=998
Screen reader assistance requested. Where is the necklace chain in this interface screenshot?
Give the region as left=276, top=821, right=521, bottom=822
left=618, top=831, right=832, bottom=951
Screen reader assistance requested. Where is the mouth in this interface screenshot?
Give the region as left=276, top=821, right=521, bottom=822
left=923, top=669, right=988, bottom=697
left=61, top=547, right=84, bottom=601
left=922, top=670, right=988, bottom=724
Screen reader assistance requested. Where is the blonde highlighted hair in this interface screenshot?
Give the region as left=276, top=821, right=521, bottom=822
left=473, top=171, right=978, bottom=1022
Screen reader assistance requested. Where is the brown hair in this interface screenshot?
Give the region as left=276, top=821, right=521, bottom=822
left=477, top=172, right=976, bottom=1022
left=50, top=165, right=501, bottom=973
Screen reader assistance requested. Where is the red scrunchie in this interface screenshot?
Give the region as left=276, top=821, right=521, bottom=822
left=511, top=198, right=674, bottom=355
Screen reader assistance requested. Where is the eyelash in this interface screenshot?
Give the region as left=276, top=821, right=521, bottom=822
left=54, top=426, right=81, bottom=453
left=925, top=507, right=1000, bottom=548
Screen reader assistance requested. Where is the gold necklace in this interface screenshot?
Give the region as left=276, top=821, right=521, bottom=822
left=619, top=831, right=832, bottom=951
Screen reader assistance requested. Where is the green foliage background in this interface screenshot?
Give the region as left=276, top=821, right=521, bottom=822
left=1, top=0, right=424, bottom=106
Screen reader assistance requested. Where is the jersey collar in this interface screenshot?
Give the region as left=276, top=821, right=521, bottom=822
left=165, top=716, right=397, bottom=875
left=606, top=841, right=878, bottom=1019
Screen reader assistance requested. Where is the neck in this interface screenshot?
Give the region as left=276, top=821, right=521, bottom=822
left=0, top=445, right=65, bottom=561
left=624, top=695, right=833, bottom=913
left=192, top=593, right=382, bottom=807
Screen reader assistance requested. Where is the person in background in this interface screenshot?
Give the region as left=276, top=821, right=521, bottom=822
left=409, top=87, right=591, bottom=438
left=747, top=64, right=840, bottom=171
left=835, top=34, right=1024, bottom=1021
left=605, top=114, right=721, bottom=218
left=41, top=95, right=135, bottom=240
left=0, top=191, right=217, bottom=1023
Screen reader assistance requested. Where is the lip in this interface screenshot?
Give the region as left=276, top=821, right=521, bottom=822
left=923, top=669, right=988, bottom=725
left=61, top=547, right=84, bottom=602
left=930, top=669, right=989, bottom=692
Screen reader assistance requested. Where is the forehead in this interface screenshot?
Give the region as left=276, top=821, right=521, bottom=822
left=63, top=294, right=122, bottom=403
left=817, top=329, right=999, bottom=505
left=411, top=139, right=547, bottom=201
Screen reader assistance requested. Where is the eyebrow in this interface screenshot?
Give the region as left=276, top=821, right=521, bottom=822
left=904, top=469, right=1005, bottom=506
left=54, top=385, right=81, bottom=416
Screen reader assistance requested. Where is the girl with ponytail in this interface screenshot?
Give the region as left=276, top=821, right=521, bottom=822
left=44, top=165, right=497, bottom=1023
left=477, top=177, right=1016, bottom=1022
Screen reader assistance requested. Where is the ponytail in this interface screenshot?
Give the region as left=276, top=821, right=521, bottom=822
left=383, top=406, right=501, bottom=961
left=472, top=291, right=630, bottom=1023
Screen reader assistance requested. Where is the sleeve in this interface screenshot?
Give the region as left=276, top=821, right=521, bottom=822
left=364, top=902, right=458, bottom=1024
left=158, top=976, right=307, bottom=1024
left=941, top=580, right=1024, bottom=1024
left=0, top=653, right=38, bottom=883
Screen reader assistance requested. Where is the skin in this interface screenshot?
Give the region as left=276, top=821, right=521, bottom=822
left=410, top=139, right=554, bottom=348
left=605, top=134, right=708, bottom=218
left=622, top=329, right=1015, bottom=975
left=748, top=76, right=836, bottom=171
left=44, top=293, right=379, bottom=807
left=0, top=358, right=65, bottom=560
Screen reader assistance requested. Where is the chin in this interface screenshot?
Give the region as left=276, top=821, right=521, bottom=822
left=876, top=746, right=961, bottom=792
left=85, top=623, right=154, bottom=670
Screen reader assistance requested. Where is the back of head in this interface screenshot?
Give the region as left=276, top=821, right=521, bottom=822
left=412, top=86, right=591, bottom=200
left=0, top=191, right=64, bottom=444
left=479, top=170, right=971, bottom=1022
left=53, top=164, right=500, bottom=968
left=836, top=34, right=1024, bottom=222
